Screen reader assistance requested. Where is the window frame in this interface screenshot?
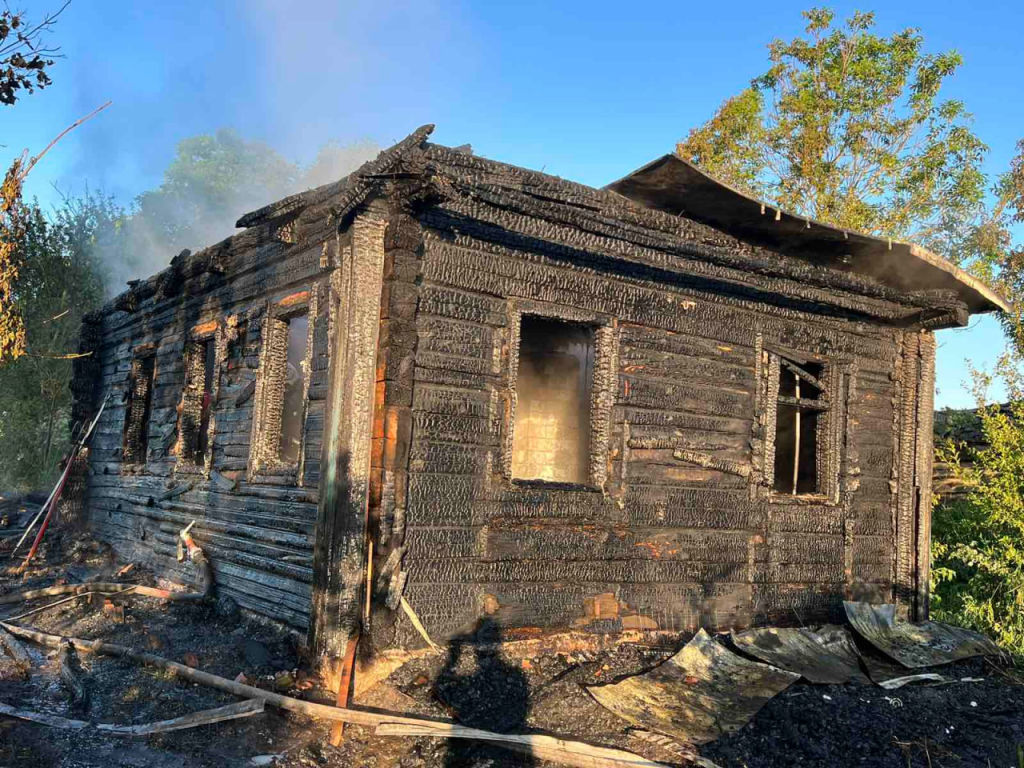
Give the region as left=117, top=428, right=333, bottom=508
left=759, top=345, right=851, bottom=505
left=500, top=301, right=618, bottom=491
left=249, top=291, right=313, bottom=481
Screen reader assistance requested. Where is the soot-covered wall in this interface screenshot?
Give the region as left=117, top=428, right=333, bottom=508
left=369, top=146, right=936, bottom=646
left=72, top=217, right=345, bottom=630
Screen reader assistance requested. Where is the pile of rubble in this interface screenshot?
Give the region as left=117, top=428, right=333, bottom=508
left=0, top=528, right=1018, bottom=768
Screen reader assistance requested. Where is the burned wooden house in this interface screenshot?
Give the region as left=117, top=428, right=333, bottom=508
left=70, top=124, right=1008, bottom=673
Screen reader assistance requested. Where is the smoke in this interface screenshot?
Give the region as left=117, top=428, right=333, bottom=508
left=50, top=0, right=470, bottom=296
left=97, top=134, right=380, bottom=295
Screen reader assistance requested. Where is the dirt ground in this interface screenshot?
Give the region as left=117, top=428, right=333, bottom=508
left=1, top=531, right=1023, bottom=768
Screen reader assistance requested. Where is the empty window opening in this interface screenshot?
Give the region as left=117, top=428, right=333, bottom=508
left=123, top=355, right=155, bottom=464
left=180, top=338, right=217, bottom=465
left=772, top=358, right=828, bottom=494
left=512, top=316, right=595, bottom=484
left=278, top=314, right=308, bottom=464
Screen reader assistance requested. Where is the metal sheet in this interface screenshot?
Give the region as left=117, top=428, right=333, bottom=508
left=605, top=154, right=1009, bottom=315
left=844, top=601, right=1000, bottom=668
left=731, top=625, right=870, bottom=684
left=587, top=629, right=799, bottom=745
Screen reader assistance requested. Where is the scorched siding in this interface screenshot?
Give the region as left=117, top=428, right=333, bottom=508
left=77, top=227, right=339, bottom=629
left=395, top=225, right=904, bottom=642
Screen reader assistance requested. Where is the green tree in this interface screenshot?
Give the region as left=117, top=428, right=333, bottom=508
left=103, top=130, right=379, bottom=290
left=678, top=8, right=989, bottom=267
left=132, top=129, right=301, bottom=256
left=0, top=196, right=107, bottom=490
left=971, top=139, right=1024, bottom=346
left=931, top=142, right=1024, bottom=656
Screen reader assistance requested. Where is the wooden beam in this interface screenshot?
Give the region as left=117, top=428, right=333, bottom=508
left=329, top=632, right=360, bottom=746
left=0, top=698, right=264, bottom=736
left=375, top=723, right=675, bottom=768
left=780, top=358, right=827, bottom=394
left=777, top=396, right=829, bottom=411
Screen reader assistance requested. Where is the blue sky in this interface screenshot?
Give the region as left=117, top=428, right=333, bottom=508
left=5, top=0, right=1022, bottom=408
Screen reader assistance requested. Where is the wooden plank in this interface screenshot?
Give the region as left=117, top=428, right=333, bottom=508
left=0, top=698, right=264, bottom=736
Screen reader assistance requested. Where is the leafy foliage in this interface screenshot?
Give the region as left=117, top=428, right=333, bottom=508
left=0, top=197, right=106, bottom=490
left=933, top=349, right=1024, bottom=657
left=132, top=129, right=301, bottom=256
left=0, top=157, right=29, bottom=363
left=972, top=139, right=1024, bottom=350
left=0, top=2, right=67, bottom=106
left=677, top=8, right=990, bottom=267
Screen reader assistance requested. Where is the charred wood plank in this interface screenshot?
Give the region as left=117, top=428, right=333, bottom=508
left=234, top=380, right=256, bottom=408
left=209, top=470, right=238, bottom=492
left=58, top=639, right=89, bottom=709
left=777, top=396, right=830, bottom=411
left=0, top=627, right=32, bottom=676
left=157, top=482, right=194, bottom=503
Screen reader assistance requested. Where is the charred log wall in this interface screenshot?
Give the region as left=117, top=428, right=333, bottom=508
left=72, top=217, right=342, bottom=629
left=391, top=232, right=919, bottom=641
left=377, top=146, right=937, bottom=643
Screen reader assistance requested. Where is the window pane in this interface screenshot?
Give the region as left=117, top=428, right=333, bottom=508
left=279, top=315, right=308, bottom=464
left=512, top=316, right=594, bottom=484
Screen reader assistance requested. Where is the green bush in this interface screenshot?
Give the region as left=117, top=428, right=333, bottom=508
left=932, top=358, right=1024, bottom=657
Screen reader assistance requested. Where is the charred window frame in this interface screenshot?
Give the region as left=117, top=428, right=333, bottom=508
left=760, top=349, right=850, bottom=503
left=123, top=348, right=156, bottom=465
left=251, top=291, right=312, bottom=479
left=502, top=303, right=618, bottom=490
left=177, top=325, right=220, bottom=471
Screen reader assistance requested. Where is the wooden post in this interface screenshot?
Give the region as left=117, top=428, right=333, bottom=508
left=328, top=632, right=360, bottom=746
left=792, top=373, right=800, bottom=494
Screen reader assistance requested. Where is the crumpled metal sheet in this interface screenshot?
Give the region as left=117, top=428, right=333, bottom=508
left=844, top=602, right=1000, bottom=668
left=587, top=629, right=799, bottom=745
left=856, top=648, right=948, bottom=688
left=731, top=625, right=870, bottom=684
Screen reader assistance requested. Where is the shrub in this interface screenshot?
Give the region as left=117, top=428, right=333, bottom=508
left=932, top=355, right=1024, bottom=657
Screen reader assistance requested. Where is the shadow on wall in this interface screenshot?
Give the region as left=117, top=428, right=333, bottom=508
left=436, top=617, right=535, bottom=767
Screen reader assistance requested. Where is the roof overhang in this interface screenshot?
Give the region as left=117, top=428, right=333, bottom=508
left=606, top=154, right=1010, bottom=315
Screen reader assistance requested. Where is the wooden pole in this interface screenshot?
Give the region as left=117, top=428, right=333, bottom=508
left=0, top=581, right=203, bottom=605
left=792, top=373, right=800, bottom=495
left=0, top=698, right=264, bottom=735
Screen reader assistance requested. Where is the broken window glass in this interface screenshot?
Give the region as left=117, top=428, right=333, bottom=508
left=511, top=316, right=594, bottom=484
left=278, top=314, right=308, bottom=464
left=772, top=357, right=827, bottom=495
